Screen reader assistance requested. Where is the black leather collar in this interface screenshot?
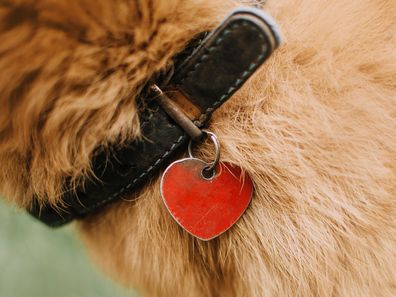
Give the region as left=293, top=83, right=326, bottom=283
left=29, top=7, right=281, bottom=227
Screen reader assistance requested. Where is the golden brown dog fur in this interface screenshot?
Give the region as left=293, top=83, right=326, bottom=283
left=1, top=0, right=396, bottom=296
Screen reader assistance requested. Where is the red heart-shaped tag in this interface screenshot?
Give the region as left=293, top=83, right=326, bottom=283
left=160, top=158, right=253, bottom=240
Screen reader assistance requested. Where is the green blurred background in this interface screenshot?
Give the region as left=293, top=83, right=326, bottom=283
left=0, top=200, right=138, bottom=297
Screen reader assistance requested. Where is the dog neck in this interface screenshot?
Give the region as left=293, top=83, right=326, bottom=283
left=29, top=7, right=281, bottom=227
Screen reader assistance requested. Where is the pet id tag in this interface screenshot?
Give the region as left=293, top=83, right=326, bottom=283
left=161, top=131, right=253, bottom=241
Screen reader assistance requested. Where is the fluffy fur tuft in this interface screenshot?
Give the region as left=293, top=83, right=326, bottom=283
left=1, top=0, right=396, bottom=296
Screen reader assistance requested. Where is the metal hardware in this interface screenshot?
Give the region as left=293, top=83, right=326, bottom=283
left=150, top=84, right=203, bottom=140
left=188, top=130, right=220, bottom=176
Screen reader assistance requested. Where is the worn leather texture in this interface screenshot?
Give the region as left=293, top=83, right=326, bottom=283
left=29, top=7, right=281, bottom=227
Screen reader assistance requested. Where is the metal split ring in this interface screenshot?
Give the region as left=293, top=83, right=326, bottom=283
left=188, top=130, right=220, bottom=176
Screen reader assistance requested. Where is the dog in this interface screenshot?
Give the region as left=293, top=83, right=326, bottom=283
left=1, top=0, right=395, bottom=296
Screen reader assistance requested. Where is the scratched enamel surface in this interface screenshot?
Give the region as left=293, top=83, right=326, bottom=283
left=161, top=159, right=253, bottom=240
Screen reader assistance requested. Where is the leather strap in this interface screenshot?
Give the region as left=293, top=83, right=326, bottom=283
left=29, top=7, right=281, bottom=227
